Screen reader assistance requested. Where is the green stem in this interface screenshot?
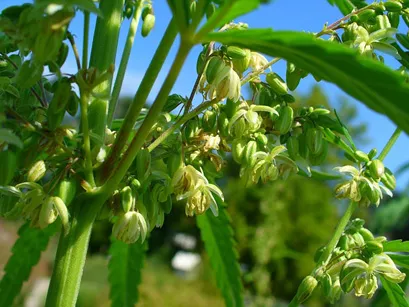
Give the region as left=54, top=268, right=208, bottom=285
left=82, top=11, right=90, bottom=69
left=318, top=201, right=358, bottom=265
left=288, top=202, right=358, bottom=307
left=107, top=0, right=144, bottom=126
left=100, top=19, right=178, bottom=180
left=378, top=128, right=402, bottom=162
left=240, top=57, right=280, bottom=85
left=79, top=91, right=95, bottom=187
left=148, top=99, right=216, bottom=152
left=289, top=126, right=402, bottom=306
left=45, top=192, right=104, bottom=307
left=101, top=43, right=192, bottom=195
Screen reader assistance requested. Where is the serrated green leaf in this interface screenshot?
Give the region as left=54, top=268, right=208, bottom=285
left=196, top=200, right=243, bottom=307
left=200, top=0, right=264, bottom=32
left=0, top=222, right=57, bottom=306
left=68, top=0, right=102, bottom=16
left=332, top=0, right=355, bottom=15
left=0, top=128, right=23, bottom=148
left=384, top=240, right=409, bottom=253
left=108, top=238, right=147, bottom=307
left=389, top=254, right=409, bottom=270
left=380, top=275, right=409, bottom=307
left=201, top=29, right=409, bottom=134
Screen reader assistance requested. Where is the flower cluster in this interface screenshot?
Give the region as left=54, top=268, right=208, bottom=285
left=316, top=219, right=405, bottom=302
left=334, top=154, right=395, bottom=207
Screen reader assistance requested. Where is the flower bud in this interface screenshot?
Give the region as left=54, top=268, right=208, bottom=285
left=184, top=117, right=201, bottom=140
left=266, top=72, right=288, bottom=95
left=376, top=14, right=392, bottom=30
left=295, top=276, right=318, bottom=304
left=196, top=50, right=207, bottom=74
left=203, top=109, right=217, bottom=132
left=205, top=56, right=226, bottom=85
left=365, top=240, right=383, bottom=254
left=275, top=106, right=293, bottom=135
left=357, top=9, right=376, bottom=22
left=56, top=42, right=69, bottom=67
left=232, top=49, right=251, bottom=75
left=308, top=140, right=328, bottom=166
left=226, top=46, right=247, bottom=59
left=130, top=178, right=141, bottom=191
left=27, top=160, right=46, bottom=182
left=38, top=197, right=58, bottom=229
left=217, top=111, right=229, bottom=137
left=112, top=211, right=140, bottom=244
left=314, top=246, right=326, bottom=263
left=141, top=13, right=155, bottom=37
left=384, top=1, right=403, bottom=12
left=120, top=186, right=133, bottom=213
left=48, top=78, right=71, bottom=114
left=231, top=117, right=248, bottom=138
left=66, top=91, right=80, bottom=116
left=243, top=140, right=257, bottom=166
left=388, top=11, right=400, bottom=28
left=286, top=135, right=299, bottom=160
left=52, top=196, right=70, bottom=234
left=381, top=167, right=396, bottom=190
left=254, top=87, right=275, bottom=107
left=231, top=139, right=247, bottom=164
left=306, top=127, right=324, bottom=155
left=359, top=228, right=374, bottom=241
left=368, top=159, right=385, bottom=179
left=354, top=150, right=370, bottom=163
left=255, top=133, right=268, bottom=148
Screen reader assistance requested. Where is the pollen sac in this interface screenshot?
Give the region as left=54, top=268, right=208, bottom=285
left=27, top=160, right=46, bottom=183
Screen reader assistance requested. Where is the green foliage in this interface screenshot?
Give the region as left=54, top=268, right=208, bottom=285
left=1, top=0, right=409, bottom=306
left=0, top=128, right=23, bottom=148
left=203, top=29, right=409, bottom=135
left=389, top=254, right=409, bottom=270
left=327, top=0, right=355, bottom=15
left=0, top=222, right=57, bottom=306
left=225, top=174, right=338, bottom=302
left=200, top=0, right=264, bottom=32
left=196, top=200, right=244, bottom=307
left=380, top=275, right=409, bottom=307
left=108, top=238, right=147, bottom=307
left=384, top=240, right=409, bottom=253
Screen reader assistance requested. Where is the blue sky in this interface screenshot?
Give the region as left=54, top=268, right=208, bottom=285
left=2, top=0, right=409, bottom=190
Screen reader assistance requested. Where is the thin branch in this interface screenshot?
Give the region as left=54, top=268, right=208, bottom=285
left=67, top=31, right=82, bottom=70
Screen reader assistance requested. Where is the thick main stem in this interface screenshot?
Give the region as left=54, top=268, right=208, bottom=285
left=79, top=91, right=95, bottom=187
left=46, top=1, right=124, bottom=305
left=45, top=192, right=104, bottom=307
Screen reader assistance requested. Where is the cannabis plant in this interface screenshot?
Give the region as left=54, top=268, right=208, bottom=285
left=1, top=0, right=409, bottom=306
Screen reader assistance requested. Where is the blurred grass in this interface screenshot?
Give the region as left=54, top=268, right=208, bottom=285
left=79, top=254, right=224, bottom=307
left=0, top=220, right=224, bottom=307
